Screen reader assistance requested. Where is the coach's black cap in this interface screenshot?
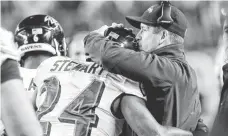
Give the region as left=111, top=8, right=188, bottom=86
left=126, top=4, right=188, bottom=38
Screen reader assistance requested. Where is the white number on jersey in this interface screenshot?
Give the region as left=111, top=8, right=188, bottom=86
left=36, top=76, right=106, bottom=136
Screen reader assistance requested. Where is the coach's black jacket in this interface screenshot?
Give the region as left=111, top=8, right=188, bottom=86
left=84, top=32, right=201, bottom=131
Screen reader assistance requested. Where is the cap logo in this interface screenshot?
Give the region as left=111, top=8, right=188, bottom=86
left=147, top=6, right=154, bottom=13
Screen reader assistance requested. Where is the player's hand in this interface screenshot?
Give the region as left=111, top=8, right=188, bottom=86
left=92, top=25, right=109, bottom=37
left=163, top=126, right=193, bottom=136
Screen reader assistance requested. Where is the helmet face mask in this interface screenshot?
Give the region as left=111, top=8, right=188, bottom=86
left=15, top=14, right=67, bottom=59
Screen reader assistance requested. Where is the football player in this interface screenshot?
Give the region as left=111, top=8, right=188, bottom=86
left=0, top=27, right=43, bottom=136
left=14, top=14, right=192, bottom=136
left=14, top=15, right=64, bottom=100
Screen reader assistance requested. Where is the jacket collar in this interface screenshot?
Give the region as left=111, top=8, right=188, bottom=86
left=151, top=44, right=185, bottom=60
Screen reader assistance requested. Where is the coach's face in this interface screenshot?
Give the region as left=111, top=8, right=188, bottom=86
left=136, top=23, right=161, bottom=52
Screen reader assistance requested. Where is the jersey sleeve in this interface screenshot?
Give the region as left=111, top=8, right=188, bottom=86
left=107, top=73, right=146, bottom=100
left=0, top=27, right=20, bottom=66
left=107, top=73, right=147, bottom=119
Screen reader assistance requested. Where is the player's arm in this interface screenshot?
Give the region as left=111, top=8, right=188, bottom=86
left=119, top=95, right=193, bottom=136
left=1, top=59, right=43, bottom=136
left=120, top=95, right=161, bottom=136
left=109, top=74, right=192, bottom=136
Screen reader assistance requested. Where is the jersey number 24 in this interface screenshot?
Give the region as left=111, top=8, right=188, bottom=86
left=36, top=76, right=105, bottom=136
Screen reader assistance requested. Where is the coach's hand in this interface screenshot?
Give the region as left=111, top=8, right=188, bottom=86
left=92, top=23, right=126, bottom=36
left=110, top=22, right=134, bottom=32
left=110, top=22, right=124, bottom=28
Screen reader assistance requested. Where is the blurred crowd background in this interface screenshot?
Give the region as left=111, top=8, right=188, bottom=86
left=1, top=1, right=228, bottom=56
left=1, top=1, right=227, bottom=100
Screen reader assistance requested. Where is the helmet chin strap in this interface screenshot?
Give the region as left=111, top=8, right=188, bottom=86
left=62, top=38, right=67, bottom=56
left=53, top=38, right=67, bottom=56
left=54, top=39, right=61, bottom=56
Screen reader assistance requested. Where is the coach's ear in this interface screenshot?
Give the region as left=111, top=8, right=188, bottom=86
left=159, top=30, right=168, bottom=46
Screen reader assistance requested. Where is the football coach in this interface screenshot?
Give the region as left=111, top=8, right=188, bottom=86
left=84, top=1, right=201, bottom=132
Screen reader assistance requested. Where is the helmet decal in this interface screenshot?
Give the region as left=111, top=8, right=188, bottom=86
left=44, top=16, right=59, bottom=29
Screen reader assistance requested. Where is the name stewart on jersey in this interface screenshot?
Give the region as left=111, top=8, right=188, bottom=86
left=50, top=59, right=104, bottom=75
